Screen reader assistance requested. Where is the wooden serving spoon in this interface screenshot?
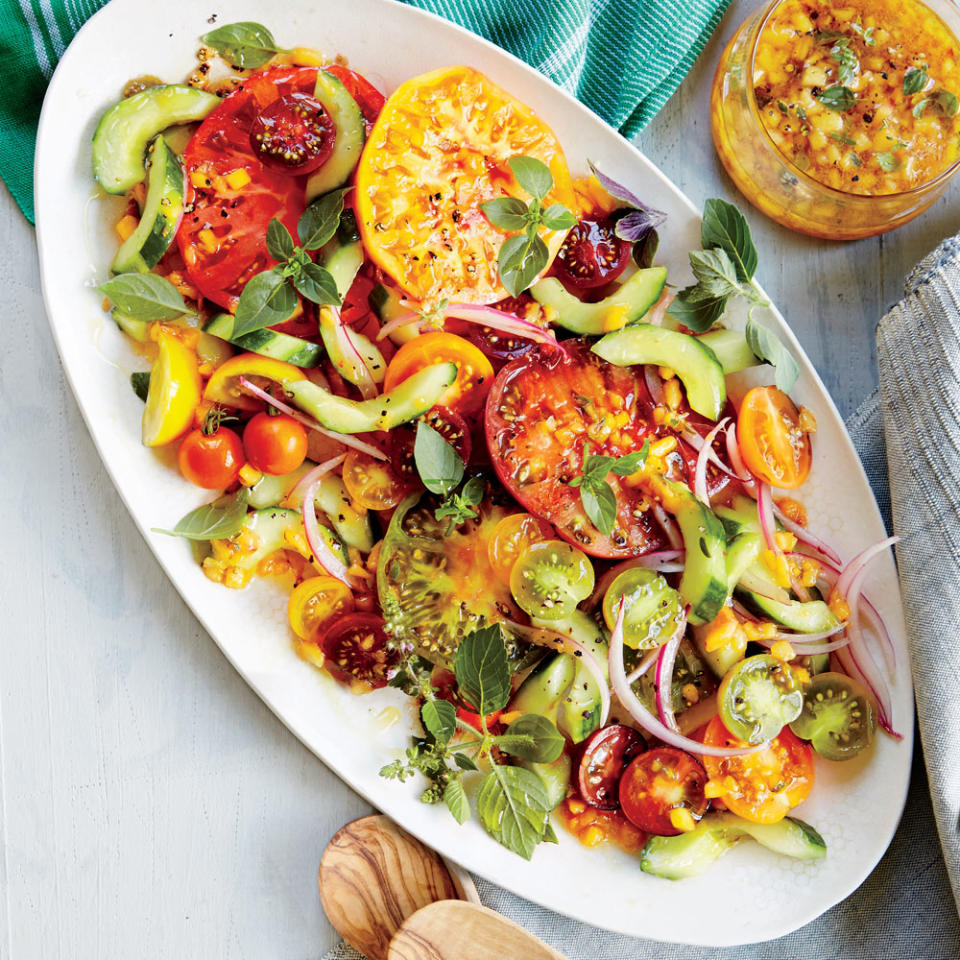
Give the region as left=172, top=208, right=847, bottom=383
left=319, top=814, right=480, bottom=960
left=388, top=900, right=567, bottom=960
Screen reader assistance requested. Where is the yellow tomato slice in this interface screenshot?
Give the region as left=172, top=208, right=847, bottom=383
left=288, top=575, right=355, bottom=640
left=382, top=332, right=493, bottom=415
left=355, top=65, right=576, bottom=305
left=142, top=330, right=202, bottom=447
left=203, top=353, right=306, bottom=411
left=486, top=513, right=553, bottom=585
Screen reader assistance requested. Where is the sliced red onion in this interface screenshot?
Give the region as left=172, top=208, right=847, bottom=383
left=772, top=623, right=846, bottom=644
left=644, top=365, right=665, bottom=405
left=625, top=647, right=661, bottom=685
left=834, top=536, right=899, bottom=601
left=859, top=595, right=897, bottom=673
left=643, top=289, right=673, bottom=327
left=609, top=600, right=766, bottom=757
left=756, top=635, right=850, bottom=655
left=679, top=425, right=739, bottom=479
left=326, top=306, right=377, bottom=399
left=654, top=610, right=688, bottom=732
left=834, top=644, right=901, bottom=740
left=300, top=454, right=355, bottom=588
left=731, top=598, right=760, bottom=621
left=238, top=377, right=386, bottom=461
left=736, top=568, right=791, bottom=604
left=773, top=503, right=842, bottom=565
left=505, top=620, right=610, bottom=727
left=376, top=309, right=422, bottom=342
left=586, top=551, right=685, bottom=612
left=725, top=422, right=758, bottom=493
left=757, top=483, right=778, bottom=553
left=652, top=503, right=683, bottom=551
left=445, top=304, right=560, bottom=348
left=693, top=418, right=730, bottom=505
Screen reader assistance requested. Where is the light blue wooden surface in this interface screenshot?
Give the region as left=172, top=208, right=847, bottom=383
left=2, top=3, right=959, bottom=957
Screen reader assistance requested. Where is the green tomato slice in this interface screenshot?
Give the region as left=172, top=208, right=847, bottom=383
left=789, top=671, right=876, bottom=761
left=510, top=540, right=595, bottom=621
left=601, top=566, right=685, bottom=650
left=718, top=654, right=804, bottom=744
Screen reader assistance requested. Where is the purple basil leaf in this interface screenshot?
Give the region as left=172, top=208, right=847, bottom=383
left=588, top=161, right=667, bottom=226
left=614, top=208, right=666, bottom=241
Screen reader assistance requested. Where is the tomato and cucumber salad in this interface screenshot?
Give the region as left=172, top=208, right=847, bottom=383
left=93, top=21, right=898, bottom=874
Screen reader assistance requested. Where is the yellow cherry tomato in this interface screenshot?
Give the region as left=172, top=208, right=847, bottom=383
left=288, top=576, right=355, bottom=640
left=203, top=353, right=306, bottom=411
left=142, top=330, right=203, bottom=447
left=487, top=512, right=553, bottom=585
left=342, top=451, right=412, bottom=511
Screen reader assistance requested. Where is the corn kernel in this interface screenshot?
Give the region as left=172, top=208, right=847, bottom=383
left=829, top=590, right=851, bottom=622
left=602, top=305, right=630, bottom=332
left=775, top=497, right=807, bottom=526
left=223, top=566, right=248, bottom=589
left=115, top=214, right=138, bottom=241
left=225, top=168, right=251, bottom=190
left=669, top=807, right=697, bottom=832
left=567, top=798, right=587, bottom=816
left=663, top=379, right=682, bottom=411
left=794, top=666, right=811, bottom=685
left=798, top=406, right=818, bottom=433
left=650, top=436, right=678, bottom=457
left=704, top=779, right=726, bottom=799
left=238, top=463, right=262, bottom=487
left=770, top=639, right=795, bottom=661
left=744, top=619, right=777, bottom=641
left=581, top=825, right=605, bottom=847
left=775, top=531, right=798, bottom=552
left=762, top=549, right=793, bottom=589
left=190, top=169, right=210, bottom=189
left=681, top=682, right=700, bottom=705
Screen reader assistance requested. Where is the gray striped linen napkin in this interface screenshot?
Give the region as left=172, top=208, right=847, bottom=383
left=323, top=238, right=960, bottom=959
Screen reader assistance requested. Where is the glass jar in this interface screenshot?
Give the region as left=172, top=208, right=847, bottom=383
left=711, top=0, right=960, bottom=239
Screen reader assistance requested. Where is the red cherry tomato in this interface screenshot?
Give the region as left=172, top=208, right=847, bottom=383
left=243, top=413, right=308, bottom=475
left=177, top=426, right=244, bottom=489
left=320, top=613, right=398, bottom=689
left=618, top=747, right=709, bottom=836
left=444, top=294, right=541, bottom=368
left=250, top=91, right=336, bottom=173
left=576, top=724, right=646, bottom=809
left=551, top=217, right=631, bottom=291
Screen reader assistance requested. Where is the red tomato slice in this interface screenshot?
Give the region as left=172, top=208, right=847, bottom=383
left=618, top=747, right=708, bottom=836
left=484, top=340, right=667, bottom=558
left=576, top=724, right=646, bottom=810
left=320, top=613, right=399, bottom=690
left=323, top=64, right=386, bottom=131
left=179, top=65, right=318, bottom=309
left=550, top=217, right=632, bottom=292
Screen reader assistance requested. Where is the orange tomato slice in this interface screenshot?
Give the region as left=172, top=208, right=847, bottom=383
left=355, top=66, right=576, bottom=306
left=737, top=386, right=812, bottom=489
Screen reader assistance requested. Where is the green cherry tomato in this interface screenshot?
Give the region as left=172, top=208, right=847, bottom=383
left=789, top=671, right=877, bottom=761
left=601, top=567, right=685, bottom=650
left=718, top=654, right=804, bottom=745
left=510, top=539, right=595, bottom=621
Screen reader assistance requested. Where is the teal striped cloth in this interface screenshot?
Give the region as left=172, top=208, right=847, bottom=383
left=0, top=0, right=730, bottom=222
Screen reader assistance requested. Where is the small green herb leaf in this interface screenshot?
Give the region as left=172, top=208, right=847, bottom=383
left=480, top=196, right=529, bottom=231
left=540, top=203, right=578, bottom=230
left=508, top=156, right=553, bottom=200
left=266, top=217, right=295, bottom=262
left=876, top=151, right=901, bottom=172
left=201, top=21, right=285, bottom=68
left=828, top=131, right=857, bottom=146
left=496, top=714, right=565, bottom=763
left=233, top=267, right=297, bottom=337
left=435, top=475, right=484, bottom=533
left=609, top=441, right=650, bottom=476
left=476, top=764, right=553, bottom=860
left=580, top=482, right=618, bottom=536
left=153, top=490, right=249, bottom=541
left=903, top=67, right=929, bottom=96
left=830, top=41, right=859, bottom=87
left=745, top=316, right=800, bottom=393
left=421, top=699, right=456, bottom=745
left=454, top=625, right=511, bottom=717
left=818, top=85, right=856, bottom=112
left=633, top=228, right=660, bottom=269
left=688, top=248, right=742, bottom=299
left=498, top=233, right=549, bottom=297
left=298, top=188, right=350, bottom=250
left=813, top=28, right=846, bottom=44
left=99, top=273, right=191, bottom=322
left=293, top=262, right=341, bottom=306
left=453, top=752, right=479, bottom=772
left=130, top=371, right=150, bottom=402
left=666, top=287, right=727, bottom=333
left=700, top=198, right=759, bottom=284
left=915, top=89, right=959, bottom=118
left=444, top=780, right=471, bottom=825
left=414, top=420, right=465, bottom=496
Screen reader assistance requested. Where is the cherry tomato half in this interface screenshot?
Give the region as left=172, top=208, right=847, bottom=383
left=510, top=539, right=595, bottom=621
left=250, top=91, right=336, bottom=173
left=551, top=217, right=631, bottom=291
left=619, top=747, right=709, bottom=836
left=389, top=405, right=473, bottom=484
left=342, top=450, right=412, bottom=511
left=702, top=716, right=814, bottom=824
left=320, top=612, right=398, bottom=689
left=486, top=512, right=554, bottom=585
left=243, top=413, right=308, bottom=475
left=789, top=671, right=876, bottom=762
left=178, top=426, right=243, bottom=489
left=577, top=724, right=646, bottom=809
left=288, top=575, right=355, bottom=640
left=718, top=654, right=804, bottom=745
left=383, top=332, right=494, bottom=417
left=444, top=294, right=541, bottom=367
left=737, top=386, right=812, bottom=489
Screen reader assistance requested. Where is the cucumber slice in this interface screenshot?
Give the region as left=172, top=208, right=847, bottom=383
left=713, top=812, right=826, bottom=859
left=742, top=591, right=840, bottom=633
left=305, top=70, right=366, bottom=201
left=323, top=238, right=364, bottom=299
left=530, top=268, right=667, bottom=336
left=285, top=362, right=457, bottom=433
left=725, top=533, right=764, bottom=590
left=592, top=324, right=727, bottom=420
left=319, top=306, right=387, bottom=386
left=93, top=85, right=219, bottom=194
left=715, top=494, right=761, bottom=539
left=112, top=135, right=183, bottom=273
left=371, top=282, right=419, bottom=344
left=519, top=753, right=571, bottom=810
left=698, top=328, right=760, bottom=375
left=205, top=313, right=322, bottom=367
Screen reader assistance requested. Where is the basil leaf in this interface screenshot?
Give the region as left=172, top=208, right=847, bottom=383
left=609, top=442, right=649, bottom=476
left=233, top=267, right=297, bottom=337
left=813, top=28, right=846, bottom=44
left=688, top=248, right=741, bottom=299
left=700, top=198, right=758, bottom=283
left=508, top=156, right=553, bottom=200
left=414, top=420, right=465, bottom=496
left=298, top=188, right=349, bottom=250
left=817, top=85, right=856, bottom=112
left=476, top=764, right=552, bottom=860
left=266, top=217, right=295, bottom=262
left=496, top=714, right=564, bottom=763
left=831, top=42, right=858, bottom=87
left=201, top=21, right=284, bottom=69
left=453, top=752, right=479, bottom=771
left=421, top=699, right=456, bottom=744
left=444, top=779, right=471, bottom=825
left=615, top=208, right=665, bottom=242
left=581, top=453, right=616, bottom=483
left=745, top=315, right=800, bottom=393
left=580, top=481, right=618, bottom=536
left=903, top=67, right=929, bottom=96
left=540, top=203, right=578, bottom=231
left=499, top=233, right=548, bottom=297
left=460, top=476, right=485, bottom=506
left=633, top=228, right=660, bottom=269
left=99, top=273, right=191, bottom=322
left=876, top=152, right=901, bottom=172
left=454, top=624, right=510, bottom=717
left=480, top=196, right=529, bottom=231
left=917, top=89, right=959, bottom=118
left=130, top=371, right=150, bottom=402
left=666, top=288, right=728, bottom=333
left=153, top=490, right=248, bottom=541
left=293, top=262, right=341, bottom=306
